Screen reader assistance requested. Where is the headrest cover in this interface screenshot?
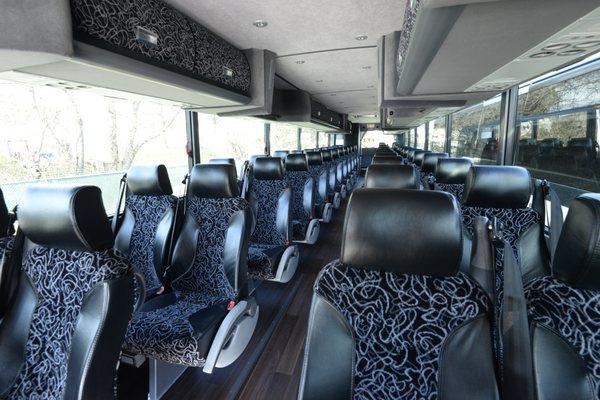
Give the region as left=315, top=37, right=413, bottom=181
left=553, top=194, right=600, bottom=289
left=254, top=157, right=285, bottom=180
left=364, top=165, right=419, bottom=189
left=189, top=164, right=239, bottom=198
left=285, top=153, right=308, bottom=171
left=341, top=189, right=463, bottom=276
left=413, top=150, right=431, bottom=167
left=273, top=150, right=289, bottom=159
left=435, top=158, right=473, bottom=184
left=127, top=165, right=173, bottom=195
left=462, top=166, right=532, bottom=208
left=209, top=158, right=236, bottom=167
left=19, top=185, right=113, bottom=252
left=421, top=152, right=448, bottom=173
left=305, top=151, right=323, bottom=166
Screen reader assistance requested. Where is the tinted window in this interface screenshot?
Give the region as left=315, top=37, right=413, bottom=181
left=428, top=118, right=446, bottom=152
left=270, top=123, right=299, bottom=152
left=450, top=96, right=501, bottom=164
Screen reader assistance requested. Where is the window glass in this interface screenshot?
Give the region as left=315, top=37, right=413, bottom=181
left=0, top=80, right=188, bottom=212
left=450, top=95, right=501, bottom=164
left=270, top=123, right=298, bottom=152
left=361, top=130, right=395, bottom=148
left=317, top=132, right=327, bottom=148
left=300, top=128, right=318, bottom=149
left=416, top=124, right=426, bottom=149
left=515, top=63, right=600, bottom=204
left=198, top=114, right=264, bottom=174
left=428, top=118, right=446, bottom=152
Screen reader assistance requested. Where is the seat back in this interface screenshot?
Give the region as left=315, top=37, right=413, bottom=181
left=462, top=166, right=549, bottom=288
left=305, top=150, right=327, bottom=205
left=421, top=152, right=448, bottom=187
left=0, top=185, right=134, bottom=399
left=115, top=165, right=177, bottom=293
left=364, top=164, right=419, bottom=189
left=299, top=189, right=497, bottom=399
left=523, top=193, right=600, bottom=399
left=284, top=154, right=314, bottom=233
left=273, top=150, right=289, bottom=159
left=434, top=157, right=473, bottom=199
left=249, top=157, right=291, bottom=246
left=169, top=164, right=250, bottom=300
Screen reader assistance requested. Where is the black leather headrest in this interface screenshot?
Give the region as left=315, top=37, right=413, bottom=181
left=254, top=157, right=285, bottom=180
left=19, top=185, right=113, bottom=252
left=413, top=150, right=431, bottom=167
left=435, top=158, right=473, bottom=184
left=127, top=165, right=173, bottom=195
left=322, top=150, right=333, bottom=162
left=331, top=149, right=340, bottom=159
left=553, top=194, right=600, bottom=289
left=364, top=165, right=419, bottom=189
left=189, top=164, right=239, bottom=198
left=285, top=153, right=308, bottom=171
left=273, top=150, right=289, bottom=159
left=462, top=166, right=532, bottom=208
left=341, top=189, right=463, bottom=276
left=209, top=158, right=236, bottom=167
left=305, top=151, right=323, bottom=166
left=421, top=152, right=448, bottom=173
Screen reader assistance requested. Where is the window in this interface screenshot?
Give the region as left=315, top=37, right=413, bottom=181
left=0, top=80, right=188, bottom=212
left=334, top=134, right=346, bottom=146
left=361, top=130, right=395, bottom=148
left=317, top=132, right=327, bottom=148
left=450, top=95, right=501, bottom=164
left=300, top=128, right=318, bottom=149
left=270, top=123, right=299, bottom=152
left=428, top=118, right=446, bottom=152
left=515, top=61, right=600, bottom=203
left=416, top=124, right=426, bottom=149
left=198, top=114, right=265, bottom=174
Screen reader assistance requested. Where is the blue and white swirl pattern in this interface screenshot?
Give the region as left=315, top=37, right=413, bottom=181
left=316, top=260, right=490, bottom=400
left=525, top=276, right=600, bottom=397
left=250, top=180, right=289, bottom=246
left=4, top=247, right=131, bottom=399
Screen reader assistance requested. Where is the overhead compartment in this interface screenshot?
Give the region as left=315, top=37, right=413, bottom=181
left=0, top=0, right=253, bottom=108
left=257, top=89, right=348, bottom=133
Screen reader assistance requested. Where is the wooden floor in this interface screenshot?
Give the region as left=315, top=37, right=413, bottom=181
left=139, top=200, right=348, bottom=400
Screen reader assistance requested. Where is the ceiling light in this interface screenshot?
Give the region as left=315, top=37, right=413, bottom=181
left=530, top=51, right=555, bottom=58
left=253, top=20, right=268, bottom=28
left=315, top=79, right=323, bottom=83
left=362, top=66, right=372, bottom=70
left=557, top=49, right=587, bottom=56
left=573, top=41, right=600, bottom=49
left=295, top=60, right=305, bottom=64
left=542, top=43, right=570, bottom=51
left=355, top=35, right=368, bottom=41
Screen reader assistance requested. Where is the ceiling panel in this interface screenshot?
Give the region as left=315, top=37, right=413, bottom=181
left=163, top=0, right=405, bottom=56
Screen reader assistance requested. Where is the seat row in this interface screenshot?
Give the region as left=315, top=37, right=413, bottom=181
left=0, top=144, right=359, bottom=399
left=299, top=143, right=598, bottom=399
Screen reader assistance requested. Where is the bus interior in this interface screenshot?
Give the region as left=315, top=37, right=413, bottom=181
left=1, top=0, right=600, bottom=399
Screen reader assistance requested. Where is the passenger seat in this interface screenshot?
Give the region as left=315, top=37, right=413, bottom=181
left=299, top=189, right=498, bottom=399
left=364, top=164, right=419, bottom=189
left=247, top=157, right=299, bottom=283
left=0, top=185, right=135, bottom=399
left=114, top=165, right=178, bottom=297
left=284, top=153, right=320, bottom=245
left=305, top=150, right=333, bottom=223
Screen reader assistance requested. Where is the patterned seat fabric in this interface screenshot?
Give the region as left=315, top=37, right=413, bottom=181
left=317, top=261, right=491, bottom=399
left=0, top=185, right=134, bottom=400
left=299, top=189, right=499, bottom=400
left=115, top=165, right=177, bottom=294
left=437, top=183, right=464, bottom=199
left=284, top=154, right=314, bottom=240
left=248, top=157, right=291, bottom=280
left=124, top=164, right=249, bottom=367
left=521, top=194, right=600, bottom=399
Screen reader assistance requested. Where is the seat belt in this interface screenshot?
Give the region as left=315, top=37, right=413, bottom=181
left=111, top=173, right=127, bottom=235
left=543, top=180, right=563, bottom=261
left=162, top=174, right=189, bottom=289
left=501, top=241, right=535, bottom=400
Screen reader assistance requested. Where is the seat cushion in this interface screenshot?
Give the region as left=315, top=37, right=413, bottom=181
left=124, top=291, right=228, bottom=367
left=247, top=244, right=286, bottom=281
left=315, top=260, right=491, bottom=399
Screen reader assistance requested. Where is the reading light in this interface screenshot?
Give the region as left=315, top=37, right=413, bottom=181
left=355, top=35, right=368, bottom=41
left=253, top=20, right=268, bottom=28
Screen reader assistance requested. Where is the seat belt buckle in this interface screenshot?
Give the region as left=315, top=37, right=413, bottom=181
left=227, top=300, right=236, bottom=311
